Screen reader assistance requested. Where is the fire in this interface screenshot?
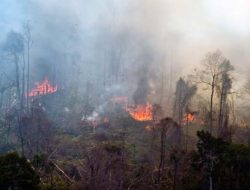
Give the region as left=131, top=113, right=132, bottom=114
left=28, top=78, right=57, bottom=97
left=186, top=113, right=195, bottom=122
left=126, top=102, right=153, bottom=121
left=182, top=113, right=195, bottom=125
left=111, top=96, right=153, bottom=121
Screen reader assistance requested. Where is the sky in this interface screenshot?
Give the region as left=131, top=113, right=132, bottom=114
left=0, top=0, right=250, bottom=77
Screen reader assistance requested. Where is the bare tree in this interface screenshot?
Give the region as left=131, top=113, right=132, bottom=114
left=23, top=21, right=32, bottom=110
left=193, top=50, right=226, bottom=134
left=83, top=143, right=126, bottom=190
left=157, top=118, right=181, bottom=189
left=3, top=31, right=24, bottom=103
left=217, top=61, right=234, bottom=139
left=3, top=31, right=25, bottom=155
left=157, top=118, right=169, bottom=188
left=173, top=78, right=197, bottom=126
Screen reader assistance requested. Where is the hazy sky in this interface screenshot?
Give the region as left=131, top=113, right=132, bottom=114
left=0, top=0, right=250, bottom=76
left=127, top=0, right=250, bottom=72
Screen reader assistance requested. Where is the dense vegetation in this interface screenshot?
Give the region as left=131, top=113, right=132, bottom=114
left=1, top=1, right=250, bottom=189
left=1, top=129, right=250, bottom=190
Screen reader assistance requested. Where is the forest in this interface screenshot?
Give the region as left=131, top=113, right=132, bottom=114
left=1, top=0, right=250, bottom=190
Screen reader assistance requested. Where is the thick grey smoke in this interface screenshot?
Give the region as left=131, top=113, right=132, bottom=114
left=1, top=0, right=249, bottom=106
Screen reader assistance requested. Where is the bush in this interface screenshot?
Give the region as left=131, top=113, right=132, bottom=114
left=0, top=152, right=40, bottom=190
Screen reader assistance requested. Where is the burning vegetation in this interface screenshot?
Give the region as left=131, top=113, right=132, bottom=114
left=1, top=1, right=250, bottom=190
left=111, top=96, right=153, bottom=121
left=126, top=102, right=153, bottom=121
left=1, top=39, right=249, bottom=190
left=182, top=113, right=196, bottom=125
left=28, top=78, right=57, bottom=97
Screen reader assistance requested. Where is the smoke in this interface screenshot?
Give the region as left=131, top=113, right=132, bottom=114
left=132, top=51, right=154, bottom=105
left=0, top=0, right=250, bottom=105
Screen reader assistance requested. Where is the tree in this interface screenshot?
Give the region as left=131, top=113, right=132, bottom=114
left=0, top=152, right=40, bottom=190
left=157, top=117, right=182, bottom=189
left=2, top=31, right=25, bottom=155
left=194, top=131, right=250, bottom=190
left=217, top=61, right=234, bottom=139
left=194, top=50, right=228, bottom=134
left=3, top=31, right=24, bottom=103
left=172, top=77, right=196, bottom=151
left=83, top=143, right=126, bottom=190
left=173, top=78, right=197, bottom=126
left=23, top=21, right=32, bottom=110
left=21, top=104, right=55, bottom=158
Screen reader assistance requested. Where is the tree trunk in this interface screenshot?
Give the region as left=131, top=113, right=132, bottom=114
left=21, top=53, right=26, bottom=111
left=218, top=98, right=223, bottom=134
left=185, top=113, right=189, bottom=152
left=17, top=116, right=24, bottom=156
left=26, top=39, right=30, bottom=110
left=158, top=120, right=167, bottom=189
left=209, top=175, right=213, bottom=190
left=14, top=54, right=21, bottom=102
left=14, top=53, right=24, bottom=156
left=173, top=161, right=178, bottom=190
left=209, top=78, right=215, bottom=134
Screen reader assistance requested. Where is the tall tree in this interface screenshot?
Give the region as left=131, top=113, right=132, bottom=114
left=217, top=61, right=233, bottom=139
left=173, top=78, right=197, bottom=125
left=3, top=31, right=24, bottom=104
left=194, top=50, right=227, bottom=134
left=23, top=22, right=32, bottom=110
left=3, top=31, right=25, bottom=155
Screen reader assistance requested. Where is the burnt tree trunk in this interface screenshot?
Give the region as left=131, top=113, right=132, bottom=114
left=14, top=54, right=21, bottom=102
left=209, top=77, right=215, bottom=134
left=21, top=53, right=26, bottom=111
left=158, top=122, right=167, bottom=189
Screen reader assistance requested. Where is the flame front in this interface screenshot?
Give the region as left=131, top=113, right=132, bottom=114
left=28, top=78, right=57, bottom=97
left=182, top=113, right=195, bottom=125
left=126, top=102, right=153, bottom=121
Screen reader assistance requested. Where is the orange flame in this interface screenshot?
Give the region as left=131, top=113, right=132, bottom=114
left=28, top=78, right=57, bottom=97
left=182, top=113, right=195, bottom=125
left=126, top=102, right=153, bottom=121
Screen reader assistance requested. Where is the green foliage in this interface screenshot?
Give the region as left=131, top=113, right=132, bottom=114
left=40, top=175, right=70, bottom=190
left=32, top=153, right=47, bottom=168
left=0, top=152, right=40, bottom=190
left=190, top=131, right=250, bottom=190
left=104, top=142, right=122, bottom=154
